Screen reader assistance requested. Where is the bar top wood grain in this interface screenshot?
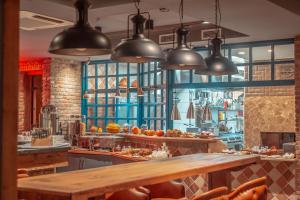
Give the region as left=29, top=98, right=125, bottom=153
left=18, top=153, right=260, bottom=198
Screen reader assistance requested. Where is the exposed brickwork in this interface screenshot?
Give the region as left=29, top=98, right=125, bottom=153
left=49, top=58, right=81, bottom=127
left=18, top=73, right=25, bottom=132
left=42, top=61, right=51, bottom=106
left=18, top=58, right=81, bottom=131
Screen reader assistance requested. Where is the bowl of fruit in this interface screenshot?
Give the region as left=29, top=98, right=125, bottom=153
left=106, top=123, right=121, bottom=134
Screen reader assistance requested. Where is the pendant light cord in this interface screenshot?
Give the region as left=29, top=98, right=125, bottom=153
left=179, top=0, right=184, bottom=26
left=215, top=0, right=222, bottom=38
left=134, top=0, right=140, bottom=11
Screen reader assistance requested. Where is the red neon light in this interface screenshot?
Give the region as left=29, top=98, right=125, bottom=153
left=19, top=58, right=51, bottom=72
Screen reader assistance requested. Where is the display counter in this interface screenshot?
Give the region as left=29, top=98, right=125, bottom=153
left=17, top=144, right=70, bottom=175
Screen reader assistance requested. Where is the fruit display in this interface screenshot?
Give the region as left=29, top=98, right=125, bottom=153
left=97, top=128, right=102, bottom=134
left=155, top=130, right=164, bottom=137
left=131, top=126, right=141, bottom=134
left=90, top=126, right=98, bottom=133
left=144, top=130, right=155, bottom=136
left=106, top=123, right=121, bottom=134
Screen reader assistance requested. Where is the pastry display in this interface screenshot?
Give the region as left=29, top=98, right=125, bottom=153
left=166, top=129, right=182, bottom=137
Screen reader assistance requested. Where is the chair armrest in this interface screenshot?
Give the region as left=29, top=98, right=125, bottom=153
left=192, top=187, right=228, bottom=200
left=144, top=181, right=185, bottom=199
left=106, top=188, right=150, bottom=200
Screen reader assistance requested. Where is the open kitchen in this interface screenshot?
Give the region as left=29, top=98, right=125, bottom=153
left=1, top=0, right=300, bottom=200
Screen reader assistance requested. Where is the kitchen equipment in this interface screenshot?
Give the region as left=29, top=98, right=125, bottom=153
left=283, top=142, right=296, bottom=154
left=261, top=132, right=295, bottom=149
left=202, top=104, right=212, bottom=121
left=39, top=105, right=59, bottom=135
left=67, top=115, right=82, bottom=146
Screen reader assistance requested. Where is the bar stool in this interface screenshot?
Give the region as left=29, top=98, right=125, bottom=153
left=105, top=188, right=150, bottom=200
left=192, top=187, right=228, bottom=200
left=105, top=181, right=185, bottom=200
left=213, top=176, right=268, bottom=200
left=148, top=186, right=228, bottom=200
left=143, top=181, right=186, bottom=199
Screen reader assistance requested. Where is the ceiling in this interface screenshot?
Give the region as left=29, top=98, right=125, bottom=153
left=20, top=0, right=300, bottom=59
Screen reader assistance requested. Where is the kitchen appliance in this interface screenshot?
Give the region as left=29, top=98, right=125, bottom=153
left=283, top=142, right=296, bottom=154
left=67, top=115, right=82, bottom=146
left=260, top=132, right=295, bottom=149
left=39, top=105, right=60, bottom=135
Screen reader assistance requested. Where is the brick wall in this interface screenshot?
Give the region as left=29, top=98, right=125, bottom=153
left=42, top=62, right=51, bottom=106
left=294, top=35, right=300, bottom=196
left=18, top=73, right=25, bottom=131
left=18, top=58, right=81, bottom=131
left=49, top=58, right=81, bottom=126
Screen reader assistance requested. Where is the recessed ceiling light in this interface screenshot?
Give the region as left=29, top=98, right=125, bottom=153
left=159, top=7, right=170, bottom=12
left=268, top=49, right=272, bottom=53
left=238, top=51, right=245, bottom=55
left=202, top=21, right=210, bottom=24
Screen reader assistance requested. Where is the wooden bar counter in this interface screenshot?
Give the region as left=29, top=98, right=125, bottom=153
left=18, top=153, right=259, bottom=200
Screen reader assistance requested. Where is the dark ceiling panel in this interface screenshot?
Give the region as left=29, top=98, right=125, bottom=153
left=267, top=0, right=300, bottom=16
left=46, top=0, right=133, bottom=9
left=106, top=21, right=248, bottom=46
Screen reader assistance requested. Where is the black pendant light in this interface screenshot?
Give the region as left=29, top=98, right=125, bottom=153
left=111, top=0, right=164, bottom=63
left=162, top=0, right=206, bottom=71
left=48, top=0, right=111, bottom=56
left=195, top=0, right=238, bottom=75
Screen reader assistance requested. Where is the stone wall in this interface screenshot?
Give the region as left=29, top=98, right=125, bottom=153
left=49, top=58, right=82, bottom=126
left=244, top=86, right=295, bottom=147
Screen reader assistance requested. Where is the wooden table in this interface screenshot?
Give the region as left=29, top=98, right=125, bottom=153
left=18, top=153, right=260, bottom=200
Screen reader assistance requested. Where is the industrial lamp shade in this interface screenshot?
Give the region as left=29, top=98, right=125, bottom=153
left=162, top=27, right=207, bottom=71
left=171, top=103, right=181, bottom=120
left=196, top=38, right=238, bottom=75
left=48, top=0, right=111, bottom=56
left=186, top=102, right=195, bottom=119
left=111, top=13, right=164, bottom=63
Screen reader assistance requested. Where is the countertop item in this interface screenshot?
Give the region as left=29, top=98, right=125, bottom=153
left=18, top=153, right=259, bottom=200
left=68, top=149, right=149, bottom=162
left=120, top=133, right=219, bottom=143
left=18, top=143, right=70, bottom=155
